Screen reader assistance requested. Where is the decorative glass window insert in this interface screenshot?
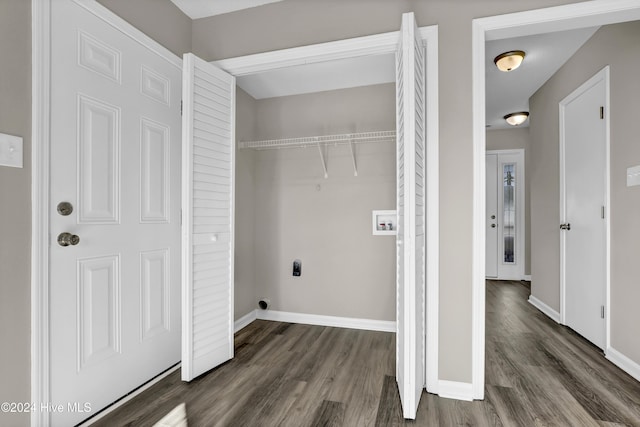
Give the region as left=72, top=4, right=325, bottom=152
left=503, top=164, right=516, bottom=264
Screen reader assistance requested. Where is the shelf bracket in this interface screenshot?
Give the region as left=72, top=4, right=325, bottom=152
left=348, top=139, right=358, bottom=177
left=316, top=141, right=328, bottom=179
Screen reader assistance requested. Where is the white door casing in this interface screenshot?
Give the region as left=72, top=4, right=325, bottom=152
left=396, top=12, right=426, bottom=419
left=486, top=150, right=525, bottom=280
left=48, top=0, right=182, bottom=425
left=560, top=67, right=609, bottom=350
left=181, top=53, right=235, bottom=381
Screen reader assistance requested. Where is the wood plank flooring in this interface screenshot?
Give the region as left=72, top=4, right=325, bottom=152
left=91, top=280, right=640, bottom=426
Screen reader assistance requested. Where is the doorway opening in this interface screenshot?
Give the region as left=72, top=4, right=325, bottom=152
left=473, top=1, right=640, bottom=399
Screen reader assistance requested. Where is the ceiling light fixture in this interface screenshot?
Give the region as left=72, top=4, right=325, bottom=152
left=504, top=111, right=529, bottom=126
left=494, top=50, right=526, bottom=72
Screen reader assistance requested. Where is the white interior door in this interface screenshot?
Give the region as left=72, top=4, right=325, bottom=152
left=181, top=53, right=235, bottom=381
left=395, top=11, right=425, bottom=420
left=49, top=1, right=182, bottom=425
left=561, top=69, right=607, bottom=350
left=486, top=154, right=498, bottom=278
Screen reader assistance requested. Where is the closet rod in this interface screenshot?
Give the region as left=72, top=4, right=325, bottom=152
left=238, top=130, right=396, bottom=150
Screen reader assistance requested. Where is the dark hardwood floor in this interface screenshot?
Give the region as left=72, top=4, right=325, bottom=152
left=91, top=280, right=640, bottom=426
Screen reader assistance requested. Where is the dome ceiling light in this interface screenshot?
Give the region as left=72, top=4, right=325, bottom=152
left=504, top=111, right=529, bottom=126
left=494, top=50, right=526, bottom=72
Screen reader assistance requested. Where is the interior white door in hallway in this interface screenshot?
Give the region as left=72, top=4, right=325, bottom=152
left=560, top=67, right=608, bottom=350
left=49, top=1, right=182, bottom=424
left=485, top=150, right=524, bottom=280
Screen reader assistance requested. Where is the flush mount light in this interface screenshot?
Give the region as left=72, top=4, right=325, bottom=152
left=504, top=111, right=529, bottom=126
left=494, top=50, right=526, bottom=72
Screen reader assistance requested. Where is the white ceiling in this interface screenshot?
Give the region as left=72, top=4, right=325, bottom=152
left=236, top=53, right=396, bottom=99
left=486, top=26, right=599, bottom=130
left=170, top=0, right=284, bottom=19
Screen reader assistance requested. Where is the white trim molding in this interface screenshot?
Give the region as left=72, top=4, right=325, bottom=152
left=256, top=310, right=397, bottom=333
left=523, top=275, right=532, bottom=281
left=528, top=296, right=561, bottom=324
left=31, top=0, right=51, bottom=425
left=472, top=0, right=640, bottom=403
left=234, top=310, right=257, bottom=333
left=438, top=381, right=474, bottom=401
left=606, top=347, right=640, bottom=383
left=422, top=25, right=440, bottom=396
left=213, top=31, right=400, bottom=76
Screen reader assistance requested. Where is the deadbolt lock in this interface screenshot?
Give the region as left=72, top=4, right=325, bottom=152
left=57, top=201, right=73, bottom=216
left=58, top=232, right=80, bottom=247
left=490, top=215, right=496, bottom=220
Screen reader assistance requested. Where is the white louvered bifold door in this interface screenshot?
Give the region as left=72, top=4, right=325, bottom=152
left=395, top=12, right=426, bottom=419
left=181, top=53, right=235, bottom=381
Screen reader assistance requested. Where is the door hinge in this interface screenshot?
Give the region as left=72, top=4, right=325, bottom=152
left=600, top=106, right=604, bottom=120
left=601, top=305, right=605, bottom=319
left=180, top=100, right=183, bottom=116
left=601, top=206, right=605, bottom=219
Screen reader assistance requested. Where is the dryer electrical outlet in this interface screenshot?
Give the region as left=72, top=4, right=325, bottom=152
left=293, top=259, right=302, bottom=276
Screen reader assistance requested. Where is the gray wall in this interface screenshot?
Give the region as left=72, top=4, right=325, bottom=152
left=235, top=88, right=258, bottom=320
left=486, top=128, right=531, bottom=276
left=0, top=1, right=31, bottom=425
left=192, top=0, right=586, bottom=384
left=530, top=20, right=640, bottom=365
left=247, top=84, right=396, bottom=320
left=96, top=0, right=192, bottom=56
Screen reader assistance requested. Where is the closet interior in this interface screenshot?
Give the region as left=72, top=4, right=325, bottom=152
left=234, top=69, right=398, bottom=325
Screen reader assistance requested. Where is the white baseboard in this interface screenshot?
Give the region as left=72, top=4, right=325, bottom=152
left=606, top=346, right=640, bottom=383
left=255, top=309, right=396, bottom=333
left=234, top=310, right=257, bottom=333
left=81, top=364, right=181, bottom=426
left=523, top=275, right=532, bottom=281
left=438, top=380, right=474, bottom=401
left=528, top=295, right=560, bottom=323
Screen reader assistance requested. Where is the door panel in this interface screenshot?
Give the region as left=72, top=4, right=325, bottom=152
left=486, top=151, right=524, bottom=280
left=562, top=72, right=607, bottom=349
left=396, top=11, right=425, bottom=420
left=486, top=154, right=498, bottom=278
left=50, top=1, right=182, bottom=425
left=181, top=53, right=235, bottom=381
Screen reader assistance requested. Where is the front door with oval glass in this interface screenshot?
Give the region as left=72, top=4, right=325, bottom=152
left=486, top=150, right=525, bottom=280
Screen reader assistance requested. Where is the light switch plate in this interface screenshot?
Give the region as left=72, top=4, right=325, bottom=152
left=0, top=133, right=23, bottom=168
left=627, top=165, right=640, bottom=187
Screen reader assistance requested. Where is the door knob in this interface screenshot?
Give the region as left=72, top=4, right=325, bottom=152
left=491, top=224, right=496, bottom=228
left=58, top=232, right=80, bottom=247
left=559, top=223, right=571, bottom=231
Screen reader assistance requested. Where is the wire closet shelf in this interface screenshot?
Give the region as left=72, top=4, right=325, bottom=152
left=238, top=130, right=396, bottom=150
